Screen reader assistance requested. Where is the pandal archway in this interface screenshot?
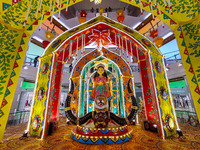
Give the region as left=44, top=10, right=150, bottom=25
left=27, top=16, right=180, bottom=141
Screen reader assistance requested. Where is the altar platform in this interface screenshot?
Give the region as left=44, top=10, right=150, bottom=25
left=1, top=117, right=200, bottom=150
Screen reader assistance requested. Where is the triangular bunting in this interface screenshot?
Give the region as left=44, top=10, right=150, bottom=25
left=189, top=66, right=194, bottom=74
left=7, top=79, right=13, bottom=87
left=170, top=19, right=177, bottom=25
left=191, top=75, right=197, bottom=84
left=181, top=40, right=186, bottom=47
left=179, top=32, right=183, bottom=38
left=22, top=33, right=27, bottom=38
left=1, top=99, right=8, bottom=109
left=3, top=3, right=11, bottom=11
left=10, top=70, right=16, bottom=78
left=12, top=0, right=21, bottom=5
left=0, top=109, right=4, bottom=118
left=16, top=53, right=21, bottom=60
left=20, top=38, right=25, bottom=45
left=195, top=85, right=200, bottom=95
left=13, top=61, right=19, bottom=69
left=198, top=98, right=200, bottom=104
left=142, top=2, right=149, bottom=7
left=163, top=14, right=170, bottom=19
left=184, top=47, right=189, bottom=55
left=33, top=20, right=38, bottom=25
left=5, top=88, right=10, bottom=97
left=186, top=57, right=191, bottom=64
left=27, top=25, right=33, bottom=31
left=18, top=46, right=23, bottom=52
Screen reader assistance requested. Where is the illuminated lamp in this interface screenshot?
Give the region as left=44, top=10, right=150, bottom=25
left=150, top=29, right=158, bottom=38
left=79, top=17, right=86, bottom=24
left=45, top=31, right=54, bottom=40
left=80, top=10, right=87, bottom=17
left=117, top=15, right=125, bottom=23
left=117, top=9, right=124, bottom=16
left=153, top=37, right=163, bottom=48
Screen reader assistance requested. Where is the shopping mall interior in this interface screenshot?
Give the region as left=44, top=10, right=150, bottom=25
left=0, top=0, right=199, bottom=149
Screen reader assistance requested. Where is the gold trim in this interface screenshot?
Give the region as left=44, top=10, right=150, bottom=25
left=132, top=106, right=138, bottom=109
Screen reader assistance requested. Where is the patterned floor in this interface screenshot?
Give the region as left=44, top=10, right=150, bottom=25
left=0, top=117, right=200, bottom=150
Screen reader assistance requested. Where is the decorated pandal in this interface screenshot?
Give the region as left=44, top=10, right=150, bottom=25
left=65, top=48, right=137, bottom=144
left=27, top=15, right=181, bottom=144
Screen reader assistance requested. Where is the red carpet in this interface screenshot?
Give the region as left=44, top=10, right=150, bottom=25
left=1, top=117, right=200, bottom=150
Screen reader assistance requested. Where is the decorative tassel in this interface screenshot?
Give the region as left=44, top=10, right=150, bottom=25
left=139, top=0, right=143, bottom=15
left=167, top=0, right=173, bottom=15
left=149, top=0, right=155, bottom=21
left=35, top=0, right=42, bottom=20
left=38, top=10, right=44, bottom=31
left=115, top=33, right=117, bottom=51
left=49, top=0, right=53, bottom=14
left=76, top=37, right=79, bottom=60
left=50, top=0, right=55, bottom=24
left=158, top=4, right=165, bottom=28
left=62, top=48, right=65, bottom=63
left=125, top=37, right=129, bottom=63
left=23, top=0, right=32, bottom=28
left=118, top=35, right=121, bottom=56
left=66, top=0, right=69, bottom=13
left=38, top=0, right=43, bottom=13
left=130, top=41, right=133, bottom=63
left=163, top=0, right=167, bottom=9
left=81, top=35, right=84, bottom=57
left=154, top=0, right=157, bottom=7
left=84, top=34, right=86, bottom=54
left=58, top=0, right=61, bottom=19
left=68, top=41, right=72, bottom=60
left=121, top=36, right=124, bottom=55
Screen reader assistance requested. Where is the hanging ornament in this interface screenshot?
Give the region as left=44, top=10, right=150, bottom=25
left=79, top=10, right=87, bottom=24
left=45, top=31, right=54, bottom=40
left=153, top=37, right=164, bottom=47
left=117, top=9, right=124, bottom=23
left=150, top=29, right=158, bottom=38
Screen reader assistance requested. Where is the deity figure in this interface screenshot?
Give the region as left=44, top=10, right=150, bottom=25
left=90, top=64, right=112, bottom=102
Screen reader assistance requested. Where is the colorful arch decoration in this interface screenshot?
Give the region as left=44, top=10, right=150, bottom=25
left=25, top=16, right=179, bottom=139
left=0, top=0, right=199, bottom=142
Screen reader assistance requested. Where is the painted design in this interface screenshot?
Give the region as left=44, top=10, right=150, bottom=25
left=32, top=115, right=41, bottom=132
left=41, top=63, right=49, bottom=75
left=165, top=114, right=174, bottom=132
left=142, top=39, right=151, bottom=47
left=37, top=87, right=45, bottom=101
left=52, top=39, right=61, bottom=48
left=155, top=61, right=162, bottom=73
left=160, top=86, right=168, bottom=101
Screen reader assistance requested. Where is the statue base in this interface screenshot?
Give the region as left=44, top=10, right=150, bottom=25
left=71, top=124, right=133, bottom=144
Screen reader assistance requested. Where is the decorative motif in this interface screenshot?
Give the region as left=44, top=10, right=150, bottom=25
left=141, top=39, right=151, bottom=47
left=165, top=115, right=174, bottom=132
left=41, top=63, right=49, bottom=75
left=155, top=61, right=162, bottom=73
left=52, top=39, right=61, bottom=48
left=37, top=87, right=45, bottom=101
left=160, top=86, right=168, bottom=100
left=32, top=115, right=41, bottom=132
left=88, top=29, right=112, bottom=47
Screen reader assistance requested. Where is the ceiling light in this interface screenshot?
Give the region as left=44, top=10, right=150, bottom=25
left=132, top=22, right=141, bottom=29
left=178, top=63, right=182, bottom=67
left=162, top=32, right=173, bottom=39
left=23, top=65, right=28, bottom=70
